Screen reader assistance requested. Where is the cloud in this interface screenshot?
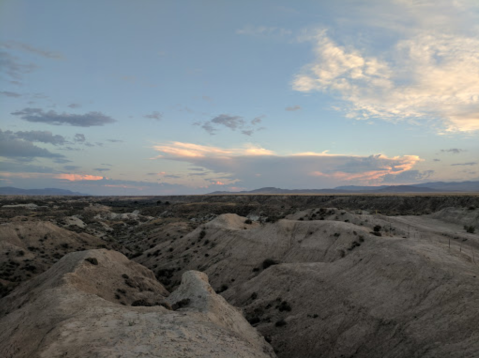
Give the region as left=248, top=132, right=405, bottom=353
left=94, top=168, right=110, bottom=172
left=52, top=158, right=72, bottom=164
left=107, top=139, right=123, bottom=143
left=292, top=28, right=479, bottom=132
left=55, top=174, right=104, bottom=181
left=236, top=25, right=292, bottom=37
left=13, top=130, right=67, bottom=145
left=211, top=114, right=245, bottom=130
left=0, top=161, right=58, bottom=173
left=64, top=165, right=81, bottom=171
left=0, top=50, right=36, bottom=80
left=451, top=162, right=477, bottom=166
left=241, top=130, right=254, bottom=136
left=1, top=41, right=63, bottom=59
left=441, top=148, right=465, bottom=154
left=0, top=129, right=65, bottom=159
left=68, top=103, right=81, bottom=109
left=434, top=159, right=441, bottom=162
left=152, top=141, right=422, bottom=188
left=381, top=169, right=435, bottom=184
left=285, top=105, right=301, bottom=111
left=153, top=142, right=274, bottom=159
left=0, top=91, right=21, bottom=98
left=197, top=114, right=262, bottom=136
left=144, top=111, right=162, bottom=120
left=74, top=133, right=86, bottom=143
left=251, top=116, right=263, bottom=125
left=11, top=108, right=117, bottom=127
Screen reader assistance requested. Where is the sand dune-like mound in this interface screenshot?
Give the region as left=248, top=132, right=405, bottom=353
left=0, top=249, right=275, bottom=358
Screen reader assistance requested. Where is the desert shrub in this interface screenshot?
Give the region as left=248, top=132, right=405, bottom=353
left=275, top=319, right=287, bottom=327
left=0, top=283, right=13, bottom=298
left=347, top=241, right=361, bottom=251
left=262, top=258, right=279, bottom=270
left=129, top=252, right=142, bottom=259
left=199, top=229, right=206, bottom=239
left=131, top=299, right=152, bottom=307
left=333, top=233, right=340, bottom=237
left=251, top=292, right=258, bottom=300
left=465, top=225, right=475, bottom=233
left=373, top=225, right=382, bottom=232
left=124, top=278, right=136, bottom=288
left=24, top=264, right=37, bottom=272
left=216, top=284, right=229, bottom=293
left=248, top=316, right=260, bottom=325
left=278, top=301, right=292, bottom=312
left=172, top=298, right=190, bottom=310
left=85, top=257, right=98, bottom=265
left=244, top=219, right=253, bottom=224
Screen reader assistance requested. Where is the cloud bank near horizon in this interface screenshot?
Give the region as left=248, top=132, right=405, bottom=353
left=152, top=141, right=425, bottom=189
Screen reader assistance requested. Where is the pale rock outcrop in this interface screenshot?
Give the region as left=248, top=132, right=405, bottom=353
left=0, top=249, right=275, bottom=358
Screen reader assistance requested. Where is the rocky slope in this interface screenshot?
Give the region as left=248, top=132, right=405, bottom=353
left=0, top=249, right=275, bottom=358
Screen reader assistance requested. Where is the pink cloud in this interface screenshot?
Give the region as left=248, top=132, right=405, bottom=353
left=55, top=174, right=104, bottom=181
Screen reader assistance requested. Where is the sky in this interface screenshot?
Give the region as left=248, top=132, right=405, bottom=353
left=1, top=0, right=478, bottom=195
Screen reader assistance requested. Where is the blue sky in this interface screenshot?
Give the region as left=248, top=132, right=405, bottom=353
left=1, top=0, right=478, bottom=195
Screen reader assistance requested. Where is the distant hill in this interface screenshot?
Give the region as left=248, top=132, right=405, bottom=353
left=0, top=187, right=88, bottom=196
left=209, top=181, right=479, bottom=195
left=209, top=187, right=351, bottom=195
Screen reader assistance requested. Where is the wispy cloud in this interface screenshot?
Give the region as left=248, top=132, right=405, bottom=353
left=451, top=162, right=477, bottom=166
left=441, top=148, right=465, bottom=154
left=196, top=114, right=263, bottom=136
left=11, top=108, right=117, bottom=127
left=12, top=130, right=67, bottom=145
left=74, top=133, right=86, bottom=143
left=55, top=174, right=104, bottom=181
left=144, top=111, right=162, bottom=120
left=0, top=91, right=21, bottom=98
left=236, top=25, right=292, bottom=37
left=1, top=41, right=64, bottom=59
left=285, top=105, right=301, bottom=111
left=0, top=50, right=36, bottom=80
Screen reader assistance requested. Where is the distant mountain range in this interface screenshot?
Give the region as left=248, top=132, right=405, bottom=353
left=209, top=181, right=479, bottom=195
left=0, top=187, right=87, bottom=196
